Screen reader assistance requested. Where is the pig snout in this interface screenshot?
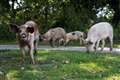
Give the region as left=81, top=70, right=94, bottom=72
left=39, top=35, right=47, bottom=41
left=19, top=33, right=28, bottom=40
left=21, top=33, right=27, bottom=38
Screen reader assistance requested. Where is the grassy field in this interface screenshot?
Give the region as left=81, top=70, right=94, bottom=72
left=0, top=50, right=120, bottom=80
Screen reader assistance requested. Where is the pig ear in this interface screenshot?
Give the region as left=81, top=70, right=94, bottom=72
left=27, top=27, right=34, bottom=33
left=72, top=32, right=75, bottom=35
left=10, top=24, right=19, bottom=33
left=83, top=32, right=87, bottom=39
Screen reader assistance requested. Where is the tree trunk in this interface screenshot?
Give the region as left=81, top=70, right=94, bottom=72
left=110, top=0, right=120, bottom=27
left=10, top=0, right=16, bottom=23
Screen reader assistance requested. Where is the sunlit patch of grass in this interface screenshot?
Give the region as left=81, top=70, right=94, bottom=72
left=36, top=56, right=47, bottom=62
left=116, top=45, right=120, bottom=48
left=114, top=44, right=120, bottom=48
left=20, top=69, right=44, bottom=80
left=104, top=56, right=118, bottom=61
left=79, top=62, right=108, bottom=73
left=104, top=74, right=120, bottom=80
left=38, top=50, right=50, bottom=54
left=6, top=70, right=19, bottom=80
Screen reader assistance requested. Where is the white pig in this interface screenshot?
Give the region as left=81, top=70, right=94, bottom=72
left=85, top=22, right=113, bottom=52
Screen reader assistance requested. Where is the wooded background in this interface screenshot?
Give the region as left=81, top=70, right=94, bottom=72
left=0, top=0, right=120, bottom=42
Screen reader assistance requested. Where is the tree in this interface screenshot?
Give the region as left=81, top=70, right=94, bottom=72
left=0, top=0, right=120, bottom=41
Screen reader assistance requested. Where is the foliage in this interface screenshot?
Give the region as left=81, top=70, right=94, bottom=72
left=0, top=0, right=120, bottom=42
left=0, top=23, right=15, bottom=41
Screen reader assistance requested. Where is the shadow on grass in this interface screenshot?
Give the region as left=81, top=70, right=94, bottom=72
left=0, top=50, right=120, bottom=80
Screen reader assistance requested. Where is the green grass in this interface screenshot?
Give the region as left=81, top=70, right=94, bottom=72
left=0, top=40, right=17, bottom=44
left=0, top=50, right=120, bottom=80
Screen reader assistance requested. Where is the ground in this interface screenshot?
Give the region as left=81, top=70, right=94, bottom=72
left=0, top=50, right=120, bottom=80
left=0, top=45, right=120, bottom=54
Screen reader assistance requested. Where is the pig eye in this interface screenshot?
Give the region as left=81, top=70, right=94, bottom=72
left=19, top=30, right=22, bottom=33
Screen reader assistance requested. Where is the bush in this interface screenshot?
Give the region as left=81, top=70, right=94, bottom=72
left=0, top=24, right=16, bottom=41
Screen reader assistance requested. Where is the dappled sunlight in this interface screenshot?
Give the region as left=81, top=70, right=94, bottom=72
left=6, top=66, right=44, bottom=80
left=6, top=70, right=19, bottom=80
left=104, top=56, right=118, bottom=61
left=24, top=69, right=40, bottom=74
left=114, top=44, right=120, bottom=48
left=117, top=45, right=120, bottom=48
left=61, top=63, right=80, bottom=72
left=36, top=56, right=47, bottom=62
left=36, top=50, right=51, bottom=63
left=79, top=62, right=108, bottom=73
left=103, top=74, right=120, bottom=80
left=20, top=68, right=46, bottom=80
left=38, top=50, right=51, bottom=54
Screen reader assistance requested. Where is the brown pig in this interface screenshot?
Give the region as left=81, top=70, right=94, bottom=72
left=10, top=21, right=40, bottom=64
left=40, top=27, right=66, bottom=47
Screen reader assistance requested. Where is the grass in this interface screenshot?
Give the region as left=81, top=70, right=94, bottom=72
left=0, top=40, right=17, bottom=44
left=0, top=50, right=120, bottom=80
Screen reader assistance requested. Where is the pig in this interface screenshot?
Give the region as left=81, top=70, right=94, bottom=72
left=10, top=21, right=40, bottom=64
left=64, top=31, right=85, bottom=46
left=85, top=22, right=113, bottom=53
left=40, top=27, right=66, bottom=47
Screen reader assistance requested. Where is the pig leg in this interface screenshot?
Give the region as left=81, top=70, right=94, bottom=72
left=79, top=38, right=82, bottom=45
left=52, top=38, right=57, bottom=47
left=55, top=39, right=59, bottom=47
left=34, top=40, right=38, bottom=55
left=101, top=39, right=105, bottom=51
left=28, top=43, right=35, bottom=64
left=64, top=39, right=70, bottom=46
left=95, top=40, right=100, bottom=52
left=56, top=39, right=60, bottom=47
left=109, top=37, right=113, bottom=51
left=20, top=47, right=24, bottom=64
left=82, top=38, right=85, bottom=45
left=61, top=39, right=66, bottom=46
left=49, top=38, right=55, bottom=47
left=58, top=39, right=63, bottom=46
left=57, top=38, right=63, bottom=47
left=49, top=39, right=54, bottom=47
left=79, top=38, right=84, bottom=45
